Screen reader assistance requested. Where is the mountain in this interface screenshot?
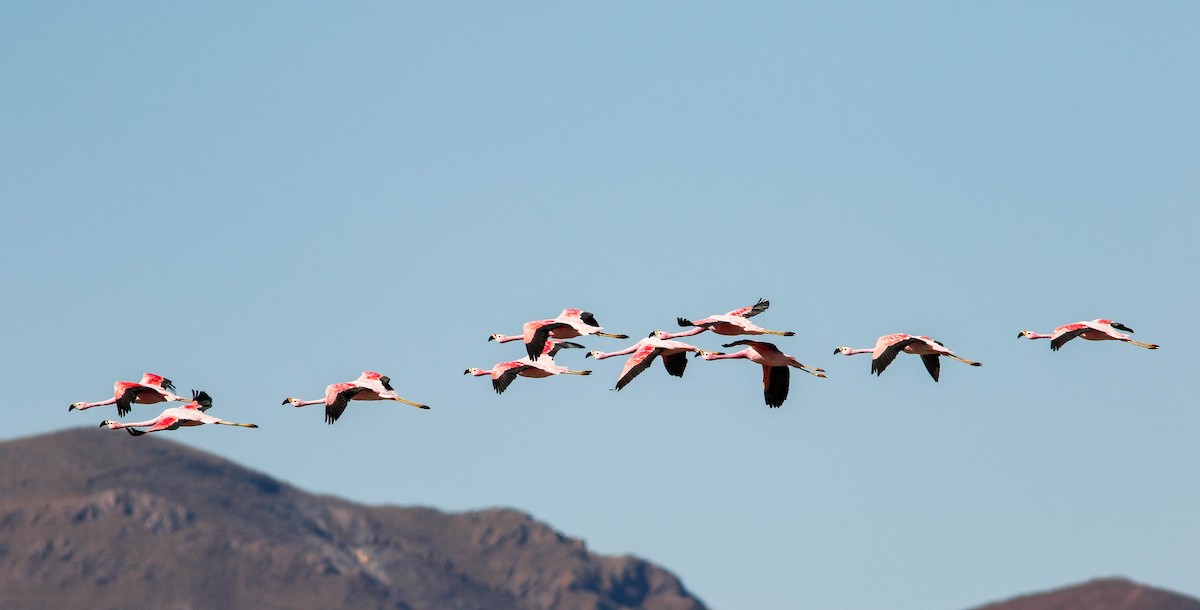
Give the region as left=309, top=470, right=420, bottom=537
left=970, top=577, right=1200, bottom=610
left=0, top=428, right=706, bottom=610
left=3, top=430, right=1197, bottom=610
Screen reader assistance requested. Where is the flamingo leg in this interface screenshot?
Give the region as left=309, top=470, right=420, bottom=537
left=213, top=421, right=260, bottom=428
left=595, top=332, right=630, bottom=339
left=392, top=396, right=432, bottom=410
left=948, top=354, right=983, bottom=366
left=1127, top=340, right=1159, bottom=349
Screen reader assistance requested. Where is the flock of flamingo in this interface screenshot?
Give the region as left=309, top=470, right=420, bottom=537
left=70, top=299, right=1160, bottom=435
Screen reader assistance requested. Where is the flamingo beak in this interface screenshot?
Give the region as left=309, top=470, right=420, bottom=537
left=487, top=335, right=495, bottom=341
left=463, top=369, right=471, bottom=375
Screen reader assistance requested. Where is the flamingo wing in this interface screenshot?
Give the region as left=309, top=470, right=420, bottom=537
left=526, top=322, right=570, bottom=360
left=1051, top=324, right=1089, bottom=351
left=114, top=383, right=147, bottom=417
left=727, top=298, right=770, bottom=318
left=547, top=341, right=586, bottom=357
left=722, top=339, right=778, bottom=352
left=125, top=416, right=181, bottom=436
left=492, top=362, right=534, bottom=395
left=378, top=375, right=395, bottom=391
left=577, top=311, right=601, bottom=328
left=615, top=345, right=662, bottom=391
left=763, top=365, right=790, bottom=408
left=871, top=336, right=920, bottom=376
left=660, top=351, right=688, bottom=378
left=920, top=355, right=941, bottom=382
left=325, top=384, right=366, bottom=424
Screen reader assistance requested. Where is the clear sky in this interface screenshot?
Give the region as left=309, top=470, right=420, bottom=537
left=2, top=3, right=1198, bottom=609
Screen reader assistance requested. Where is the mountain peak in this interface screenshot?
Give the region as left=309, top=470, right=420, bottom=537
left=0, top=428, right=706, bottom=610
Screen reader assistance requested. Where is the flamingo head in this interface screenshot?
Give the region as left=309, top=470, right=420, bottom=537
left=584, top=350, right=602, bottom=359
left=650, top=330, right=670, bottom=339
left=695, top=350, right=723, bottom=360
left=1016, top=330, right=1033, bottom=339
left=69, top=402, right=84, bottom=411
left=833, top=346, right=852, bottom=355
left=99, top=420, right=118, bottom=429
left=464, top=368, right=487, bottom=377
left=281, top=397, right=298, bottom=406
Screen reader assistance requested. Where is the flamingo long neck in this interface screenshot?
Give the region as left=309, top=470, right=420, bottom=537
left=1022, top=332, right=1053, bottom=340
left=492, top=334, right=522, bottom=343
left=593, top=344, right=639, bottom=359
left=706, top=350, right=751, bottom=361
left=113, top=417, right=159, bottom=429
left=291, top=398, right=327, bottom=407
left=840, top=348, right=874, bottom=356
left=658, top=327, right=705, bottom=340
left=76, top=398, right=117, bottom=410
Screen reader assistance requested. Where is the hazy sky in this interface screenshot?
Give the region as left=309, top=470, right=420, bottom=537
left=2, top=3, right=1198, bottom=609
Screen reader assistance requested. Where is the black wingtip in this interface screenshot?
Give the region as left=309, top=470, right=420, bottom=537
left=677, top=317, right=692, bottom=327
left=125, top=428, right=145, bottom=436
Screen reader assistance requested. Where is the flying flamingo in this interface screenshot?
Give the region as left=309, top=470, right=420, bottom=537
left=99, top=390, right=258, bottom=436
left=465, top=354, right=591, bottom=394
left=695, top=340, right=826, bottom=408
left=282, top=371, right=430, bottom=424
left=585, top=334, right=703, bottom=390
left=518, top=309, right=629, bottom=360
left=70, top=372, right=188, bottom=416
left=488, top=334, right=586, bottom=358
left=653, top=298, right=795, bottom=340
left=834, top=334, right=982, bottom=381
left=1018, top=319, right=1159, bottom=351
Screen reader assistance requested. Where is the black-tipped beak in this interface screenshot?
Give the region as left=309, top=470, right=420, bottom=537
left=487, top=335, right=495, bottom=341
left=68, top=404, right=75, bottom=412
left=98, top=421, right=106, bottom=428
left=833, top=348, right=841, bottom=354
left=584, top=352, right=592, bottom=358
left=280, top=398, right=289, bottom=405
left=646, top=331, right=656, bottom=338
left=463, top=369, right=470, bottom=375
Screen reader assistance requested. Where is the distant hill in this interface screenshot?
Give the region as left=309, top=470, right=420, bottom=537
left=0, top=428, right=706, bottom=610
left=2, top=430, right=1197, bottom=610
left=969, top=577, right=1200, bottom=610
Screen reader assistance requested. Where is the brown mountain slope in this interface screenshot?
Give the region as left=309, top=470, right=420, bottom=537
left=970, top=577, right=1200, bottom=610
left=0, top=428, right=706, bottom=610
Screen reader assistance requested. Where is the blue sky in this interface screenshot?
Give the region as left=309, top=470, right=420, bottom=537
left=2, top=3, right=1198, bottom=609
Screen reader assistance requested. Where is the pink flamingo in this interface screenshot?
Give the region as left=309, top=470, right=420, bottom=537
left=519, top=309, right=629, bottom=360
left=1018, top=319, right=1159, bottom=351
left=99, top=391, right=258, bottom=436
left=465, top=354, right=591, bottom=394
left=834, top=334, right=982, bottom=381
left=696, top=340, right=826, bottom=407
left=488, top=334, right=586, bottom=358
left=70, top=373, right=188, bottom=416
left=282, top=371, right=430, bottom=424
left=654, top=298, right=795, bottom=340
left=585, top=334, right=703, bottom=390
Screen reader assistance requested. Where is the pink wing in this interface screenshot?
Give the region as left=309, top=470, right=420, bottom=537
left=725, top=298, right=770, bottom=319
